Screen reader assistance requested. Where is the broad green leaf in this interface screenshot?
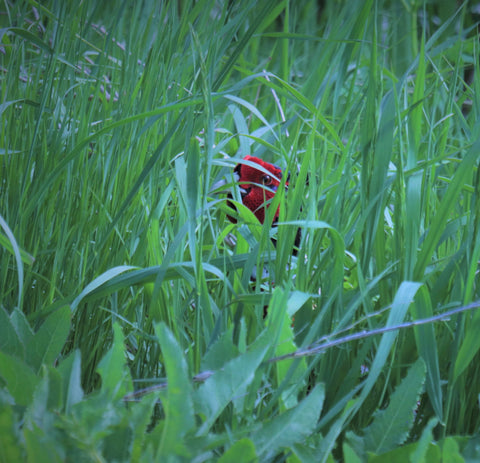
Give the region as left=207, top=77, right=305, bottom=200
left=409, top=418, right=439, bottom=463
left=42, top=365, right=63, bottom=412
left=0, top=351, right=38, bottom=406
left=318, top=282, right=422, bottom=460
left=253, top=383, right=325, bottom=459
left=9, top=308, right=34, bottom=349
left=24, top=423, right=64, bottom=463
left=218, top=438, right=258, bottom=463
left=360, top=282, right=422, bottom=401
left=101, top=425, right=133, bottom=463
left=268, top=292, right=307, bottom=410
left=368, top=443, right=435, bottom=463
left=2, top=0, right=480, bottom=456
left=292, top=441, right=329, bottom=463
left=0, top=307, right=23, bottom=358
left=96, top=323, right=131, bottom=400
left=154, top=323, right=195, bottom=458
left=0, top=400, right=23, bottom=463
left=343, top=442, right=362, bottom=463
left=362, top=358, right=426, bottom=454
left=57, top=350, right=84, bottom=413
left=462, top=434, right=480, bottom=460
left=25, top=305, right=70, bottom=372
left=201, top=327, right=238, bottom=371
left=441, top=436, right=464, bottom=463
left=195, top=330, right=271, bottom=434
left=130, top=395, right=159, bottom=462
left=25, top=367, right=52, bottom=429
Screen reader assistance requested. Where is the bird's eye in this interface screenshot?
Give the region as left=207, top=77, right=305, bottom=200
left=262, top=175, right=272, bottom=185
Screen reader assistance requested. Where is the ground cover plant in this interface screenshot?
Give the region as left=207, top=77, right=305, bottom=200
left=1, top=0, right=480, bottom=461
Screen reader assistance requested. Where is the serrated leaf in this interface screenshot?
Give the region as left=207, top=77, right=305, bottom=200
left=268, top=293, right=307, bottom=410
left=154, top=323, right=195, bottom=458
left=319, top=282, right=422, bottom=460
left=253, top=383, right=325, bottom=459
left=130, top=395, right=158, bottom=462
left=195, top=330, right=271, bottom=434
left=361, top=282, right=422, bottom=400
left=363, top=358, right=426, bottom=454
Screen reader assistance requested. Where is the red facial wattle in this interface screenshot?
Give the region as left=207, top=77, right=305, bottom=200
left=234, top=155, right=285, bottom=224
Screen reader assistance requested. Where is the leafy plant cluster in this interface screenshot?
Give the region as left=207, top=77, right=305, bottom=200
left=1, top=0, right=480, bottom=461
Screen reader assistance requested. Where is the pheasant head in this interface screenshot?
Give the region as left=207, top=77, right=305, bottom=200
left=233, top=155, right=286, bottom=224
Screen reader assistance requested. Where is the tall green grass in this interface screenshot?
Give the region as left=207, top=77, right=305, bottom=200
left=1, top=0, right=479, bottom=460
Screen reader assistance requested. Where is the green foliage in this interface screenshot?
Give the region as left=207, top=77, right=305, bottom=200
left=1, top=0, right=480, bottom=461
left=346, top=358, right=426, bottom=456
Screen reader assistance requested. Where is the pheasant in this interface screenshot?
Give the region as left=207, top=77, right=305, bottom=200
left=213, top=155, right=301, bottom=253
left=231, top=155, right=285, bottom=225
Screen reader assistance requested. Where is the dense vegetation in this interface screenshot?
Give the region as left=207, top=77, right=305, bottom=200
left=1, top=0, right=480, bottom=461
